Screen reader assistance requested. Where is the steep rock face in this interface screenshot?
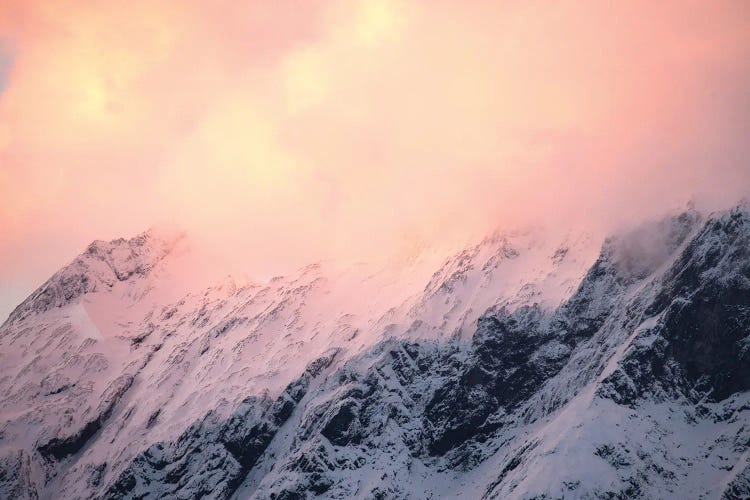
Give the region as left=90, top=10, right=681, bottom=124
left=241, top=206, right=750, bottom=498
left=0, top=450, right=39, bottom=500
left=599, top=206, right=750, bottom=405
left=420, top=211, right=706, bottom=460
left=722, top=463, right=750, bottom=500
left=5, top=205, right=750, bottom=499
left=0, top=218, right=599, bottom=498
left=38, top=374, right=135, bottom=461
left=424, top=306, right=550, bottom=457
left=102, top=351, right=338, bottom=500
left=4, top=230, right=183, bottom=326
left=478, top=207, right=750, bottom=499
left=241, top=340, right=447, bottom=499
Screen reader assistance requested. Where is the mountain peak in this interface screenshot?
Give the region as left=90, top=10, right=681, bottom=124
left=3, top=205, right=750, bottom=499
left=3, top=229, right=185, bottom=326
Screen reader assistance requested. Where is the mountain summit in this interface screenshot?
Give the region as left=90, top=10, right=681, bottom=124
left=2, top=205, right=750, bottom=499
left=4, top=229, right=185, bottom=327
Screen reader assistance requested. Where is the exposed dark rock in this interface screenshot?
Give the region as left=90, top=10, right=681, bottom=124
left=102, top=351, right=337, bottom=499
left=0, top=450, right=38, bottom=500
left=600, top=208, right=750, bottom=405
left=38, top=374, right=134, bottom=460
left=321, top=400, right=360, bottom=446
left=721, top=462, right=750, bottom=500
left=5, top=206, right=750, bottom=499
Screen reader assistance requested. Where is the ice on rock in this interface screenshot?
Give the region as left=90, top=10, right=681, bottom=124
left=3, top=205, right=750, bottom=499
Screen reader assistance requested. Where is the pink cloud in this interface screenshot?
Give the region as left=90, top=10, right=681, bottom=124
left=0, top=0, right=748, bottom=318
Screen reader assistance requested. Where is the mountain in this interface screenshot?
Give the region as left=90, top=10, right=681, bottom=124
left=1, top=204, right=750, bottom=499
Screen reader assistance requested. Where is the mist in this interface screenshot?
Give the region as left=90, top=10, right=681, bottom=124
left=1, top=0, right=749, bottom=319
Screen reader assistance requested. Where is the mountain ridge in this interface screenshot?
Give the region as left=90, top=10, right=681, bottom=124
left=2, top=204, right=750, bottom=499
left=3, top=229, right=186, bottom=328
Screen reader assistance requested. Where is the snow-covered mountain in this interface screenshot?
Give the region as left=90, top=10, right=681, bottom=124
left=2, top=203, right=750, bottom=499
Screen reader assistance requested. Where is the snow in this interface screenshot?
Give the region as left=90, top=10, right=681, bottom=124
left=3, top=205, right=750, bottom=499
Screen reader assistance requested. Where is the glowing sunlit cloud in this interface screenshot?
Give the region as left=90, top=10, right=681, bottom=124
left=0, top=0, right=748, bottom=319
left=352, top=0, right=407, bottom=47
left=283, top=47, right=331, bottom=113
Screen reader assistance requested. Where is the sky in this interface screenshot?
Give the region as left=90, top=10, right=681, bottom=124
left=0, top=0, right=749, bottom=320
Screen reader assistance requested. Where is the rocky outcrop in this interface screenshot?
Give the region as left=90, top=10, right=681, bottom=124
left=4, top=230, right=182, bottom=326
left=4, top=205, right=750, bottom=499
left=0, top=450, right=39, bottom=500
left=599, top=206, right=750, bottom=405
left=38, top=374, right=134, bottom=460
left=102, top=351, right=337, bottom=500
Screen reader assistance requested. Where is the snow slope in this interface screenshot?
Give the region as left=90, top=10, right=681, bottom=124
left=2, top=204, right=750, bottom=499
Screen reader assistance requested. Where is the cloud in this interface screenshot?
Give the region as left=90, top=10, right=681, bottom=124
left=0, top=0, right=749, bottom=318
left=0, top=41, right=12, bottom=95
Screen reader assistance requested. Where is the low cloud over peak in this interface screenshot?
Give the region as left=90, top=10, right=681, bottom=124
left=0, top=0, right=748, bottom=318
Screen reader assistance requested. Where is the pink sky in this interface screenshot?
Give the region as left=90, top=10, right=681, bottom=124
left=1, top=1, right=749, bottom=319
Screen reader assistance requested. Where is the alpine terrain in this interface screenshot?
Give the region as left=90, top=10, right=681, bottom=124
left=2, top=203, right=750, bottom=499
